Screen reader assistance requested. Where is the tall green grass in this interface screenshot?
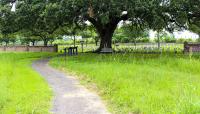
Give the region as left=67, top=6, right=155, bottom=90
left=50, top=53, right=200, bottom=114
left=0, top=53, right=55, bottom=114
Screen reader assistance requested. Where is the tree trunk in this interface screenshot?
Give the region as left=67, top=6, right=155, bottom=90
left=134, top=40, right=137, bottom=49
left=95, top=40, right=98, bottom=46
left=73, top=35, right=76, bottom=47
left=32, top=41, right=35, bottom=46
left=86, top=39, right=88, bottom=47
left=99, top=31, right=113, bottom=49
left=44, top=40, right=48, bottom=46
left=5, top=42, right=8, bottom=46
left=157, top=32, right=160, bottom=50
left=96, top=24, right=118, bottom=52
left=88, top=17, right=122, bottom=53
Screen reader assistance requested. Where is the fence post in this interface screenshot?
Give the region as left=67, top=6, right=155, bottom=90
left=183, top=42, right=188, bottom=54
left=54, top=44, right=58, bottom=52
left=26, top=45, right=29, bottom=52
left=3, top=46, right=6, bottom=51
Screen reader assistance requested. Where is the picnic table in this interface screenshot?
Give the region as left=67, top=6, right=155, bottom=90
left=63, top=47, right=78, bottom=56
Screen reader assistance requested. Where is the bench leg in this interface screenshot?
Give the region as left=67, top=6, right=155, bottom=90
left=75, top=48, right=78, bottom=55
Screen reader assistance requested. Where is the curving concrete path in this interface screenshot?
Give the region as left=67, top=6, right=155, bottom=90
left=32, top=59, right=110, bottom=114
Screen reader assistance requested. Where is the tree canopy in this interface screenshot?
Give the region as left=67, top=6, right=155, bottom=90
left=184, top=0, right=200, bottom=37
left=0, top=0, right=199, bottom=50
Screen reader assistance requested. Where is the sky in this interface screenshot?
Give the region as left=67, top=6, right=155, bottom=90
left=11, top=2, right=16, bottom=12
left=118, top=21, right=199, bottom=40
left=173, top=31, right=199, bottom=39
left=149, top=30, right=199, bottom=39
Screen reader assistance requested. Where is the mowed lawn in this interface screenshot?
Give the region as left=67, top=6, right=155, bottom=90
left=0, top=53, right=55, bottom=114
left=51, top=53, right=200, bottom=114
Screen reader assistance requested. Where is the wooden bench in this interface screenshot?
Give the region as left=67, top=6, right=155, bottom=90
left=63, top=47, right=78, bottom=56
left=100, top=48, right=113, bottom=53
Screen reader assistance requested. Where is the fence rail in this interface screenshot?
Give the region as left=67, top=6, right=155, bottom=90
left=58, top=43, right=185, bottom=53
left=0, top=45, right=58, bottom=52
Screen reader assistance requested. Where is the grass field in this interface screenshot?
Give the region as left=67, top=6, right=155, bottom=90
left=0, top=53, right=55, bottom=114
left=50, top=53, right=200, bottom=114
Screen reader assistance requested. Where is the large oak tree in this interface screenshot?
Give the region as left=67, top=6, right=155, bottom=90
left=53, top=0, right=190, bottom=51
left=10, top=0, right=178, bottom=50
left=2, top=0, right=198, bottom=50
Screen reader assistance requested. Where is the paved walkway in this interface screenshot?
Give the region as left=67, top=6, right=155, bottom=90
left=32, top=59, right=110, bottom=114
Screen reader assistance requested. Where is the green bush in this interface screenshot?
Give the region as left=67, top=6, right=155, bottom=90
left=163, top=37, right=176, bottom=43
left=196, top=38, right=200, bottom=42
left=176, top=38, right=194, bottom=43
left=136, top=37, right=150, bottom=43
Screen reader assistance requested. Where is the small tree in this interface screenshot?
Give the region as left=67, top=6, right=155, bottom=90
left=57, top=25, right=82, bottom=47
left=88, top=25, right=98, bottom=46
left=79, top=25, right=98, bottom=46
left=0, top=4, right=18, bottom=46
left=9, top=34, right=17, bottom=45
left=121, top=24, right=149, bottom=46
left=16, top=1, right=61, bottom=46
left=113, top=28, right=126, bottom=43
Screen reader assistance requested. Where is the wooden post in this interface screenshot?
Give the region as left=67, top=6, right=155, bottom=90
left=54, top=44, right=58, bottom=52
left=73, top=36, right=76, bottom=47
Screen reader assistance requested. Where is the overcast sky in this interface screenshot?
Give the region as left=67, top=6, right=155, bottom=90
left=149, top=30, right=199, bottom=39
